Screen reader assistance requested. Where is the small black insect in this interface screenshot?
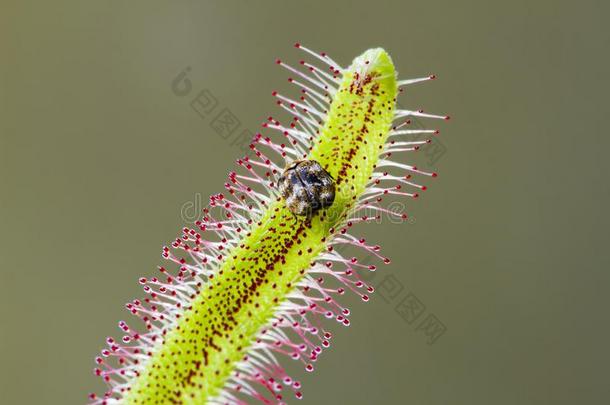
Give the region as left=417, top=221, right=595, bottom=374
left=278, top=159, right=336, bottom=219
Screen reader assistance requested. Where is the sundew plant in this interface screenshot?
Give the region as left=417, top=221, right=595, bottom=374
left=90, top=44, right=448, bottom=404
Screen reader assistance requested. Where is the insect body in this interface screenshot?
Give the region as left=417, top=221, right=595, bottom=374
left=278, top=160, right=336, bottom=218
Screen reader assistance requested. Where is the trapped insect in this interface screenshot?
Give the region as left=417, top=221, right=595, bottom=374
left=278, top=159, right=336, bottom=218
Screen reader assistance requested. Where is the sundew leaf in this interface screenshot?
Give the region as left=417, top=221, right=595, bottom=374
left=90, top=44, right=447, bottom=404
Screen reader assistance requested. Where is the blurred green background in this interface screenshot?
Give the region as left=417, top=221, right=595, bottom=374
left=2, top=1, right=609, bottom=404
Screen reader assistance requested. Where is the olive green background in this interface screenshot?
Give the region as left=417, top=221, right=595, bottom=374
left=2, top=1, right=609, bottom=404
